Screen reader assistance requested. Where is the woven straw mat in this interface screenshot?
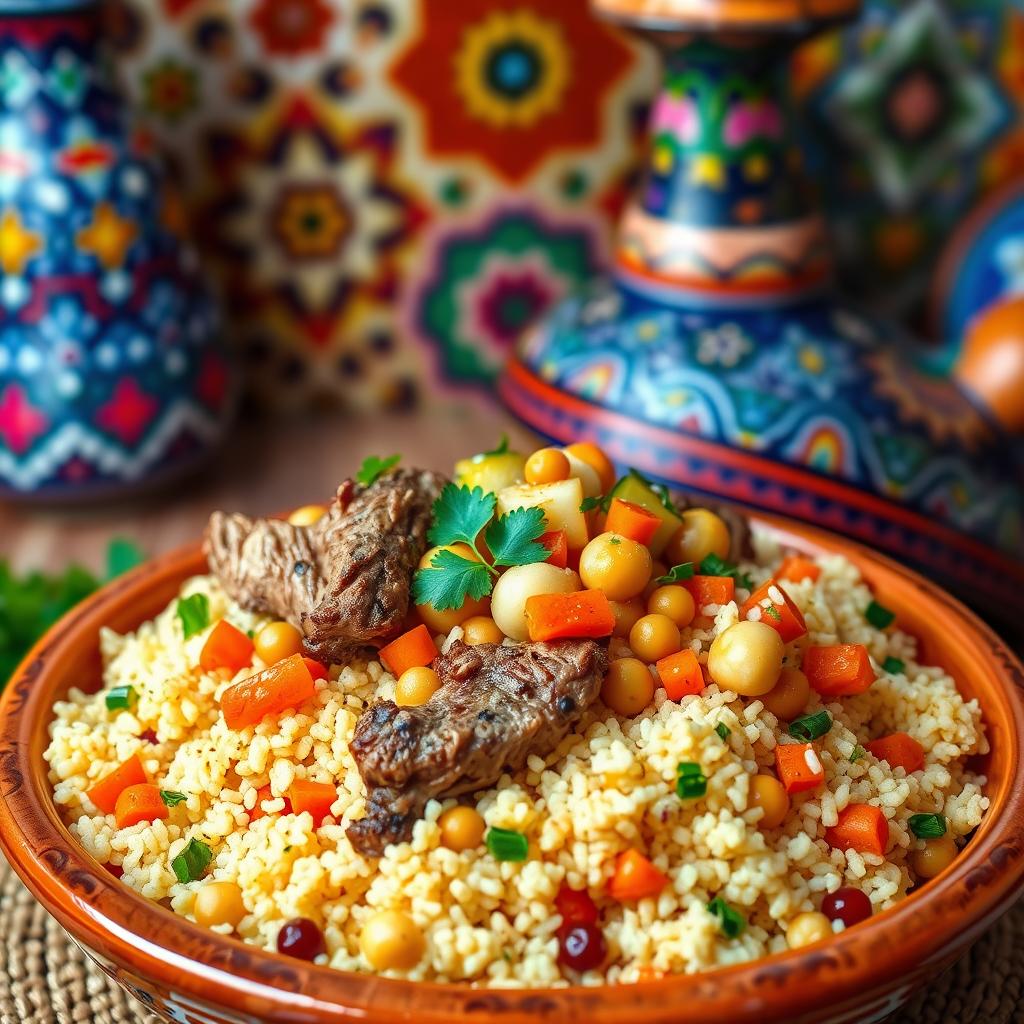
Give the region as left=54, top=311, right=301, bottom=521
left=1, top=858, right=1022, bottom=1024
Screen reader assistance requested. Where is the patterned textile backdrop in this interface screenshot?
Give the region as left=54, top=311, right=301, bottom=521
left=100, top=0, right=654, bottom=411
left=100, top=0, right=1024, bottom=411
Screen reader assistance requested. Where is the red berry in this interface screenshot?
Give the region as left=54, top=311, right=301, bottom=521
left=557, top=923, right=607, bottom=972
left=276, top=917, right=326, bottom=961
left=821, top=887, right=872, bottom=927
left=554, top=884, right=599, bottom=927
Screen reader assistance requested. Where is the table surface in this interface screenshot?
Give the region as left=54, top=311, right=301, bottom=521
left=0, top=404, right=533, bottom=575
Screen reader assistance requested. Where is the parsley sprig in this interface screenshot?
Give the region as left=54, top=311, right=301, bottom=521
left=413, top=484, right=549, bottom=610
left=356, top=453, right=400, bottom=487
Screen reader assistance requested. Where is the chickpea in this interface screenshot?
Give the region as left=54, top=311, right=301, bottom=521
left=438, top=806, right=486, bottom=851
left=395, top=666, right=441, bottom=707
left=288, top=504, right=328, bottom=527
left=707, top=621, right=784, bottom=697
left=749, top=775, right=789, bottom=829
left=193, top=881, right=247, bottom=929
left=416, top=544, right=488, bottom=632
left=461, top=615, right=504, bottom=646
left=610, top=597, right=645, bottom=638
left=786, top=911, right=833, bottom=949
left=360, top=910, right=426, bottom=971
left=491, top=563, right=581, bottom=641
left=647, top=585, right=696, bottom=628
left=564, top=442, right=616, bottom=493
left=629, top=614, right=681, bottom=664
left=579, top=533, right=653, bottom=602
left=254, top=621, right=304, bottom=665
left=761, top=667, right=811, bottom=721
left=665, top=508, right=731, bottom=566
left=911, top=835, right=958, bottom=880
left=525, top=447, right=570, bottom=485
left=601, top=658, right=656, bottom=716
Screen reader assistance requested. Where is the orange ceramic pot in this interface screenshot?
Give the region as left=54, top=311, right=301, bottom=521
left=1, top=521, right=1023, bottom=1024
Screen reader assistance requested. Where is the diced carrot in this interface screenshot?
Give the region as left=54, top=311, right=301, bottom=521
left=775, top=742, right=824, bottom=795
left=114, top=783, right=169, bottom=829
left=608, top=849, right=669, bottom=902
left=87, top=753, right=148, bottom=814
left=825, top=803, right=889, bottom=857
left=740, top=578, right=807, bottom=643
left=288, top=779, right=337, bottom=826
left=302, top=656, right=329, bottom=681
left=656, top=649, right=704, bottom=701
left=539, top=530, right=569, bottom=569
left=379, top=624, right=438, bottom=677
left=525, top=590, right=615, bottom=642
left=199, top=620, right=254, bottom=674
left=777, top=555, right=821, bottom=583
left=605, top=499, right=661, bottom=546
left=220, top=653, right=316, bottom=730
left=803, top=644, right=876, bottom=697
left=248, top=784, right=291, bottom=822
left=682, top=575, right=735, bottom=612
left=865, top=732, right=924, bottom=773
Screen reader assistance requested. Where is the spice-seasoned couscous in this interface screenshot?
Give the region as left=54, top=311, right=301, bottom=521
left=45, top=443, right=989, bottom=985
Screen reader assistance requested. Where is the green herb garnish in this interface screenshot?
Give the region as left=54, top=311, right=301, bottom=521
left=355, top=453, right=400, bottom=487
left=788, top=711, right=832, bottom=742
left=866, top=600, right=895, bottom=630
left=656, top=562, right=695, bottom=585
left=176, top=593, right=210, bottom=639
left=486, top=826, right=528, bottom=862
left=580, top=495, right=609, bottom=513
left=483, top=434, right=509, bottom=456
left=715, top=722, right=731, bottom=741
left=160, top=790, right=187, bottom=807
left=676, top=762, right=707, bottom=799
left=883, top=656, right=905, bottom=674
left=699, top=553, right=754, bottom=591
left=849, top=744, right=866, bottom=763
left=707, top=897, right=746, bottom=938
left=413, top=484, right=548, bottom=611
left=909, top=813, right=947, bottom=839
left=105, top=685, right=137, bottom=712
left=764, top=606, right=782, bottom=622
left=106, top=538, right=144, bottom=578
left=171, top=837, right=212, bottom=883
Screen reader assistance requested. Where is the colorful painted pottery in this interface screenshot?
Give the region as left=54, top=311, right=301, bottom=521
left=0, top=0, right=234, bottom=501
left=499, top=0, right=1024, bottom=629
left=3, top=520, right=1024, bottom=1023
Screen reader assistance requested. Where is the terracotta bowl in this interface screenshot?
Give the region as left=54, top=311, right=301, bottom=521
left=1, top=518, right=1023, bottom=1024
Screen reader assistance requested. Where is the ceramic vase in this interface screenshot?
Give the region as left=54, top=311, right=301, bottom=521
left=0, top=0, right=235, bottom=501
left=499, top=0, right=1024, bottom=630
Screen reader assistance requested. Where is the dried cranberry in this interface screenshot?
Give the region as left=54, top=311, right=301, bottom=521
left=276, top=917, right=326, bottom=961
left=139, top=729, right=158, bottom=744
left=554, top=884, right=599, bottom=927
left=557, top=923, right=607, bottom=973
left=821, top=887, right=872, bottom=927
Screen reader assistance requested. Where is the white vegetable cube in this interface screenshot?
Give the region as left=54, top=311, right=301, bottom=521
left=497, top=478, right=588, bottom=550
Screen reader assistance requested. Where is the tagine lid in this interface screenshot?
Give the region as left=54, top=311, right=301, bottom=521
left=592, top=0, right=862, bottom=32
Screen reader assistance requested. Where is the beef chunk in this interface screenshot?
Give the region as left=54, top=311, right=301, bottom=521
left=204, top=468, right=446, bottom=660
left=346, top=638, right=607, bottom=855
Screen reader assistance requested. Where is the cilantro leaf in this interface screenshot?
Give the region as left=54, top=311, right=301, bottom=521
left=580, top=494, right=611, bottom=513
left=355, top=454, right=400, bottom=487
left=427, top=484, right=495, bottom=548
left=412, top=550, right=492, bottom=611
left=176, top=593, right=210, bottom=639
left=485, top=507, right=548, bottom=567
left=483, top=434, right=509, bottom=456
left=657, top=562, right=695, bottom=584
left=160, top=790, right=187, bottom=807
left=699, top=553, right=753, bottom=590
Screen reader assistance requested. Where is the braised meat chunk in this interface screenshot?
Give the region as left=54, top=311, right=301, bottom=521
left=204, top=468, right=446, bottom=660
left=346, top=638, right=608, bottom=856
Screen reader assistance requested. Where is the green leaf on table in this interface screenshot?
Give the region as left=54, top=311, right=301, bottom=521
left=485, top=506, right=548, bottom=568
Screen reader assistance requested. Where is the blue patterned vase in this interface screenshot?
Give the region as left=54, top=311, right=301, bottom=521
left=0, top=0, right=235, bottom=500
left=500, top=1, right=1024, bottom=630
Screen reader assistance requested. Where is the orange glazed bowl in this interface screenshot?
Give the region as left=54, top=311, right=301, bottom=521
left=1, top=518, right=1024, bottom=1024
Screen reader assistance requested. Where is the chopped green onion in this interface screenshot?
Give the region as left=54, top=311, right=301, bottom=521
left=882, top=656, right=905, bottom=674
left=909, top=813, right=947, bottom=839
left=849, top=745, right=866, bottom=763
left=865, top=600, right=895, bottom=630
left=160, top=790, right=187, bottom=808
left=788, top=711, right=832, bottom=742
left=176, top=593, right=210, bottom=639
left=715, top=723, right=731, bottom=741
left=486, top=827, right=528, bottom=862
left=171, top=837, right=211, bottom=883
left=676, top=762, right=707, bottom=799
left=707, top=896, right=746, bottom=938
left=105, top=685, right=137, bottom=712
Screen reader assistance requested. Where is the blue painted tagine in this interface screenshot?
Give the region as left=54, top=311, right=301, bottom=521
left=499, top=0, right=1024, bottom=629
left=0, top=0, right=235, bottom=501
